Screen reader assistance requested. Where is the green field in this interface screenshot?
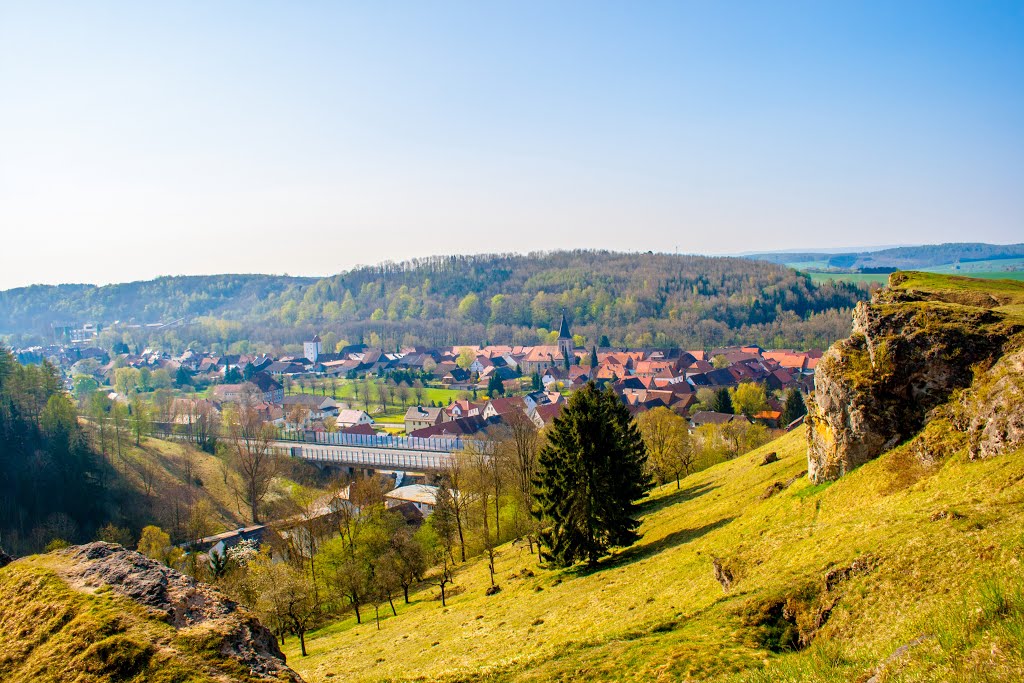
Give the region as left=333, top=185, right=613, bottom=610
left=806, top=271, right=890, bottom=285
left=806, top=269, right=1024, bottom=286
left=930, top=270, right=1024, bottom=282
left=920, top=256, right=1024, bottom=275
left=287, top=379, right=482, bottom=422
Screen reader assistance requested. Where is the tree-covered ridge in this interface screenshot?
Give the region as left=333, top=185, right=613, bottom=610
left=1, top=251, right=866, bottom=351
left=0, top=274, right=318, bottom=336
left=250, top=251, right=864, bottom=350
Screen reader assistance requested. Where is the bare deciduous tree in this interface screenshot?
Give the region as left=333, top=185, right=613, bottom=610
left=441, top=448, right=475, bottom=562
left=224, top=399, right=279, bottom=523
left=498, top=407, right=540, bottom=552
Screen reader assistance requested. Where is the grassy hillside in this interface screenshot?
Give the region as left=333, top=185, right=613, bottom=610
left=889, top=270, right=1024, bottom=319
left=285, top=426, right=1024, bottom=682
left=107, top=434, right=330, bottom=542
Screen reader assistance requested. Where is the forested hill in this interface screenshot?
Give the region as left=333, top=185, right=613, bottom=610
left=0, top=274, right=318, bottom=336
left=0, top=251, right=866, bottom=351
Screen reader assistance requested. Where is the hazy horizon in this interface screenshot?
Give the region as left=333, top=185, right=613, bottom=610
left=2, top=2, right=1022, bottom=290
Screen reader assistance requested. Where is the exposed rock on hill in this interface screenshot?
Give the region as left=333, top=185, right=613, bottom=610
left=808, top=272, right=1024, bottom=482
left=63, top=542, right=299, bottom=679
left=0, top=542, right=303, bottom=683
left=957, top=349, right=1024, bottom=460
left=0, top=546, right=12, bottom=568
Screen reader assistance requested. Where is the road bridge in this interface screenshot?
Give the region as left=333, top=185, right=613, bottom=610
left=272, top=430, right=492, bottom=473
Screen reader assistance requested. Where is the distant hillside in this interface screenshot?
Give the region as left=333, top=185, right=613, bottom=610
left=0, top=273, right=318, bottom=338
left=750, top=242, right=1024, bottom=270
left=0, top=251, right=866, bottom=352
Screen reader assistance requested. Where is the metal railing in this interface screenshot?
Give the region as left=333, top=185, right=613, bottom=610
left=280, top=444, right=450, bottom=470
left=276, top=428, right=492, bottom=453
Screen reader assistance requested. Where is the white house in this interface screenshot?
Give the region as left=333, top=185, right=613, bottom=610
left=336, top=409, right=374, bottom=428
left=384, top=484, right=439, bottom=515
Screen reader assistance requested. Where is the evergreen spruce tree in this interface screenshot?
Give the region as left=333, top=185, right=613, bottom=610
left=712, top=387, right=734, bottom=414
left=487, top=372, right=505, bottom=397
left=590, top=346, right=599, bottom=369
left=781, top=388, right=807, bottom=425
left=533, top=382, right=651, bottom=566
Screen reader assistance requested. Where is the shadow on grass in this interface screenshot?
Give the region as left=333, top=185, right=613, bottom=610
left=638, top=481, right=720, bottom=517
left=567, top=516, right=738, bottom=577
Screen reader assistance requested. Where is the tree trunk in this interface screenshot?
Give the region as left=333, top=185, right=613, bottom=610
left=388, top=594, right=397, bottom=616
left=299, top=630, right=307, bottom=657
left=403, top=584, right=410, bottom=603
left=353, top=600, right=361, bottom=624
left=493, top=492, right=501, bottom=540
left=456, top=516, right=466, bottom=562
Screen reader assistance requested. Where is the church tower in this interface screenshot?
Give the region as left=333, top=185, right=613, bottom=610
left=557, top=311, right=574, bottom=362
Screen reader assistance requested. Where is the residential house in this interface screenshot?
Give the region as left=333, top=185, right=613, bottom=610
left=528, top=402, right=564, bottom=429
left=404, top=405, right=450, bottom=433
left=336, top=409, right=374, bottom=428
left=385, top=484, right=439, bottom=516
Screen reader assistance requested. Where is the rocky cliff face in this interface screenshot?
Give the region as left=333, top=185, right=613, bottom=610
left=0, top=542, right=304, bottom=683
left=807, top=273, right=1024, bottom=482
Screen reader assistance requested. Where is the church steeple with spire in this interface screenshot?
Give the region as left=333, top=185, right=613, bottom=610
left=557, top=310, right=574, bottom=361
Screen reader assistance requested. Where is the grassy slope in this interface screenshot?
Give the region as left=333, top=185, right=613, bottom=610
left=286, top=426, right=1024, bottom=683
left=0, top=552, right=294, bottom=683
left=114, top=435, right=327, bottom=536
left=116, top=436, right=248, bottom=530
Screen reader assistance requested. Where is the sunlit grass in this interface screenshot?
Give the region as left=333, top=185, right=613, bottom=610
left=283, top=425, right=1024, bottom=682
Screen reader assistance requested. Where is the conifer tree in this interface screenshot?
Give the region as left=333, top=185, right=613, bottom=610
left=712, top=387, right=734, bottom=414
left=487, top=372, right=505, bottom=397
left=533, top=382, right=650, bottom=566
left=590, top=346, right=599, bottom=369
left=781, top=388, right=807, bottom=425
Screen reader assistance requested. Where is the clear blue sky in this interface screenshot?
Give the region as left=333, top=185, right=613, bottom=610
left=1, top=1, right=1021, bottom=289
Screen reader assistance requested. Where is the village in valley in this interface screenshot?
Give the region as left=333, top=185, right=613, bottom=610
left=20, top=312, right=815, bottom=443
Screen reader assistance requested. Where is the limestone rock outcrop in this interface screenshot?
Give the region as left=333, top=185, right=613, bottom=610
left=807, top=275, right=1024, bottom=482
left=958, top=349, right=1024, bottom=460
left=58, top=542, right=303, bottom=682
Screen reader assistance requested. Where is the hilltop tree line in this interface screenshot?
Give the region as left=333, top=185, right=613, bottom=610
left=2, top=251, right=865, bottom=352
